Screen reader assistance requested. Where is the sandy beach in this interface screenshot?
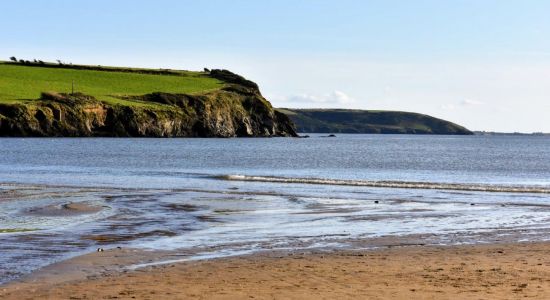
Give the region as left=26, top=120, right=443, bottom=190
left=2, top=242, right=550, bottom=299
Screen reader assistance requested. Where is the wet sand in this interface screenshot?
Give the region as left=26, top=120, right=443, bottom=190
left=3, top=242, right=550, bottom=299
left=26, top=202, right=104, bottom=217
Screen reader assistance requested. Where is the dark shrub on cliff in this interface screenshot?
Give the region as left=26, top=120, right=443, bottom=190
left=209, top=69, right=259, bottom=90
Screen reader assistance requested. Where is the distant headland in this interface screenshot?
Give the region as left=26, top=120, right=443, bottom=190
left=278, top=108, right=472, bottom=135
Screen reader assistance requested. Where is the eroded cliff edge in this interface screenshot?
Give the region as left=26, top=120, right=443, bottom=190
left=0, top=70, right=297, bottom=137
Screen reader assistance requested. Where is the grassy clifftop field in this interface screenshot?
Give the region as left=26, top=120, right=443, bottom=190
left=0, top=61, right=296, bottom=137
left=0, top=62, right=222, bottom=106
left=278, top=108, right=472, bottom=135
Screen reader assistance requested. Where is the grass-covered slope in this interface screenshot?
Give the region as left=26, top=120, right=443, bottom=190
left=0, top=62, right=222, bottom=106
left=278, top=108, right=472, bottom=135
left=0, top=62, right=296, bottom=137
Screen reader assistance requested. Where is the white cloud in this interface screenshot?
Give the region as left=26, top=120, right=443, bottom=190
left=272, top=90, right=355, bottom=105
left=460, top=98, right=484, bottom=106
left=441, top=98, right=484, bottom=110
left=440, top=104, right=457, bottom=110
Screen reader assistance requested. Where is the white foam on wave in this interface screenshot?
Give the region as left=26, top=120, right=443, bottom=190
left=218, top=175, right=550, bottom=194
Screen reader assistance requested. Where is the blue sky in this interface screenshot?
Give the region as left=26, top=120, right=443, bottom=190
left=2, top=0, right=550, bottom=132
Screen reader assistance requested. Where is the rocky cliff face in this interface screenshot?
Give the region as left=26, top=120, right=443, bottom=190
left=0, top=71, right=297, bottom=137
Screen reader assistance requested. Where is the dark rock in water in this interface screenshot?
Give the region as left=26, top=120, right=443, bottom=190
left=0, top=71, right=297, bottom=138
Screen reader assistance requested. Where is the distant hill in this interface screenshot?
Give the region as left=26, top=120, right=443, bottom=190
left=277, top=108, right=472, bottom=135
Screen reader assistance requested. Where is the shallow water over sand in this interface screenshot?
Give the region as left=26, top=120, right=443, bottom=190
left=1, top=135, right=550, bottom=283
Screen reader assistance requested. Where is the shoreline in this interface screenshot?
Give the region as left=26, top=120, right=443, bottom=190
left=3, top=241, right=550, bottom=299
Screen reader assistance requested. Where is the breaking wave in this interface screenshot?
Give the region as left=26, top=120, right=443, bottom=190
left=217, top=175, right=550, bottom=194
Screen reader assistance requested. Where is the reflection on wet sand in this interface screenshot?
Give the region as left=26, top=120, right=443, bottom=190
left=3, top=181, right=550, bottom=285
left=25, top=202, right=104, bottom=217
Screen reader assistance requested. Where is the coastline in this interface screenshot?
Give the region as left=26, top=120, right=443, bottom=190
left=3, top=241, right=550, bottom=299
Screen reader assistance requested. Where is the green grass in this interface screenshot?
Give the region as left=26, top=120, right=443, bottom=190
left=0, top=63, right=224, bottom=106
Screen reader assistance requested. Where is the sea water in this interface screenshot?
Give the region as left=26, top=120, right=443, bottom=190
left=1, top=134, right=550, bottom=283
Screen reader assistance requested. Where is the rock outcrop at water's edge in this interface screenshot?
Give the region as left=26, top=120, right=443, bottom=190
left=0, top=70, right=297, bottom=137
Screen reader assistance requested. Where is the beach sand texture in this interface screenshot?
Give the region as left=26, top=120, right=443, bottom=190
left=2, top=242, right=550, bottom=299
